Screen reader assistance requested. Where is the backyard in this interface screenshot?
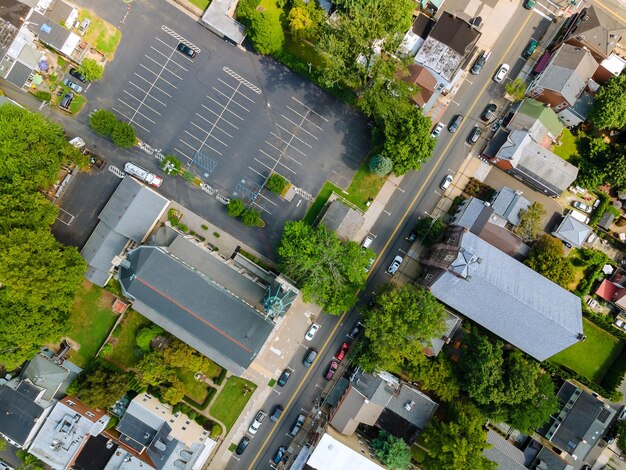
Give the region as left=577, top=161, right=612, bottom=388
left=104, top=310, right=152, bottom=369
left=552, top=129, right=579, bottom=165
left=550, top=317, right=624, bottom=383
left=78, top=9, right=122, bottom=60
left=209, top=377, right=257, bottom=431
left=66, top=280, right=118, bottom=367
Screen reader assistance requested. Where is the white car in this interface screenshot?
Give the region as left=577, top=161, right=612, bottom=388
left=248, top=410, right=266, bottom=435
left=305, top=323, right=320, bottom=341
left=618, top=406, right=626, bottom=421
left=387, top=255, right=403, bottom=275
left=63, top=78, right=83, bottom=93
left=440, top=175, right=453, bottom=190
left=572, top=200, right=592, bottom=213
left=431, top=122, right=445, bottom=138
left=493, top=64, right=510, bottom=83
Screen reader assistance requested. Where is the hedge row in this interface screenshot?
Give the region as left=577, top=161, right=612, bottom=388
left=589, top=191, right=610, bottom=227
left=601, top=347, right=626, bottom=397
left=214, top=368, right=227, bottom=386
left=542, top=361, right=620, bottom=401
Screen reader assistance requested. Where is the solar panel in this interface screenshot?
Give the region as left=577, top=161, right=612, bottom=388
left=40, top=23, right=52, bottom=34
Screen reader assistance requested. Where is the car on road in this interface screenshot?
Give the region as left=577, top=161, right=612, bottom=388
left=60, top=92, right=74, bottom=110
left=303, top=348, right=317, bottom=367
left=305, top=323, right=320, bottom=341
left=481, top=103, right=497, bottom=121
left=493, top=64, right=510, bottom=83
left=248, top=410, right=266, bottom=435
left=63, top=78, right=83, bottom=93
left=405, top=230, right=417, bottom=242
left=69, top=68, right=87, bottom=83
left=440, top=174, right=453, bottom=190
left=347, top=321, right=363, bottom=339
left=235, top=436, right=250, bottom=455
left=272, top=446, right=287, bottom=464
left=335, top=342, right=351, bottom=361
left=325, top=360, right=339, bottom=380
left=448, top=114, right=463, bottom=133
left=431, top=122, right=444, bottom=138
left=177, top=42, right=197, bottom=58
left=471, top=51, right=490, bottom=75
left=270, top=405, right=284, bottom=422
left=277, top=368, right=292, bottom=387
left=387, top=255, right=403, bottom=275
left=290, top=414, right=306, bottom=437
left=522, top=38, right=538, bottom=59
left=523, top=0, right=536, bottom=9
left=572, top=200, right=592, bottom=213
left=468, top=126, right=483, bottom=144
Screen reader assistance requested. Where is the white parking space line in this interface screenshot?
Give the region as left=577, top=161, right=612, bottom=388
left=113, top=107, right=152, bottom=133
left=280, top=114, right=318, bottom=139
left=162, top=25, right=201, bottom=53
left=116, top=99, right=157, bottom=123
left=260, top=148, right=302, bottom=166
left=190, top=122, right=229, bottom=146
left=205, top=96, right=244, bottom=120
left=291, top=96, right=329, bottom=122
left=257, top=192, right=278, bottom=206
left=191, top=119, right=233, bottom=138
left=122, top=90, right=163, bottom=116
left=223, top=66, right=262, bottom=94
left=173, top=147, right=193, bottom=160
left=255, top=156, right=296, bottom=175
left=263, top=141, right=303, bottom=164
left=132, top=74, right=173, bottom=97
left=532, top=6, right=552, bottom=19
left=144, top=54, right=186, bottom=80
left=269, top=133, right=308, bottom=156
left=217, top=78, right=256, bottom=104
left=183, top=130, right=224, bottom=156
left=128, top=82, right=167, bottom=106
left=195, top=111, right=238, bottom=133
left=248, top=166, right=265, bottom=178
left=200, top=104, right=240, bottom=127
left=274, top=125, right=313, bottom=148
left=179, top=139, right=197, bottom=151
left=211, top=87, right=251, bottom=112
left=149, top=46, right=189, bottom=71
left=286, top=105, right=323, bottom=132
left=138, top=64, right=179, bottom=89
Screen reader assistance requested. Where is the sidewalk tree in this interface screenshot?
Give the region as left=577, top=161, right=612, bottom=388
left=278, top=221, right=373, bottom=314
left=88, top=109, right=117, bottom=137
left=589, top=72, right=626, bottom=130
left=525, top=234, right=574, bottom=288
left=372, top=431, right=411, bottom=470
left=77, top=58, right=104, bottom=82
left=111, top=121, right=136, bottom=148
left=513, top=202, right=545, bottom=242
left=505, top=78, right=527, bottom=102
left=242, top=208, right=262, bottom=226
left=414, top=217, right=445, bottom=246
left=358, top=284, right=446, bottom=373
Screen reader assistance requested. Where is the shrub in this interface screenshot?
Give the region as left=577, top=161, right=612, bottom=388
left=100, top=343, right=113, bottom=357
left=136, top=325, right=165, bottom=351
left=201, top=224, right=208, bottom=230
left=464, top=177, right=495, bottom=200
left=227, top=199, right=246, bottom=217
left=89, top=109, right=117, bottom=137
left=242, top=208, right=262, bottom=226
left=34, top=91, right=52, bottom=102
left=161, top=155, right=182, bottom=175
left=199, top=235, right=206, bottom=241
left=178, top=223, right=189, bottom=233
left=266, top=173, right=288, bottom=194
left=589, top=192, right=610, bottom=227
left=369, top=155, right=393, bottom=175
left=182, top=171, right=195, bottom=182
left=189, top=230, right=196, bottom=236
left=77, top=58, right=104, bottom=81
left=210, top=423, right=223, bottom=438
left=249, top=10, right=284, bottom=55
left=111, top=121, right=136, bottom=148
left=213, top=232, right=220, bottom=238
left=213, top=368, right=227, bottom=386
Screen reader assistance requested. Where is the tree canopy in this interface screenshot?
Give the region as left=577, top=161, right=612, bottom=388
left=525, top=235, right=574, bottom=288
left=249, top=10, right=285, bottom=55
left=77, top=58, right=104, bottom=82
left=513, top=202, right=545, bottom=242
left=288, top=0, right=324, bottom=40
left=0, top=104, right=86, bottom=369
left=371, top=431, right=411, bottom=470
left=67, top=364, right=129, bottom=409
left=589, top=72, right=626, bottom=131
left=89, top=109, right=117, bottom=137
left=358, top=284, right=446, bottom=372
left=278, top=221, right=373, bottom=314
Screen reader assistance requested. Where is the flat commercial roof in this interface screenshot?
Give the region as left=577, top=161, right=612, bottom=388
left=307, top=433, right=384, bottom=470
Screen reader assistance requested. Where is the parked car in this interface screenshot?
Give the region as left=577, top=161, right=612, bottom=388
left=493, top=64, right=510, bottom=83
left=305, top=323, right=320, bottom=341
left=387, top=255, right=403, bottom=275
left=59, top=92, right=74, bottom=109
left=272, top=446, right=287, bottom=464
left=471, top=51, right=490, bottom=75
left=325, top=361, right=339, bottom=380
left=481, top=103, right=497, bottom=121
left=468, top=126, right=483, bottom=144
left=235, top=437, right=250, bottom=455
left=277, top=368, right=292, bottom=387
left=270, top=405, right=284, bottom=422
left=290, top=414, right=306, bottom=437
left=448, top=114, right=464, bottom=133
left=365, top=256, right=375, bottom=273
left=77, top=18, right=91, bottom=35
left=347, top=321, right=363, bottom=339
left=361, top=235, right=373, bottom=249
left=248, top=410, right=266, bottom=435
left=63, top=78, right=83, bottom=93
left=335, top=342, right=351, bottom=362
left=431, top=122, right=445, bottom=138
left=491, top=118, right=503, bottom=133
left=303, top=348, right=317, bottom=367
left=618, top=406, right=626, bottom=421
left=440, top=174, right=453, bottom=190
left=572, top=200, right=592, bottom=213
left=69, top=67, right=87, bottom=82
left=522, top=38, right=538, bottom=59
left=523, top=0, right=536, bottom=9
left=177, top=42, right=197, bottom=58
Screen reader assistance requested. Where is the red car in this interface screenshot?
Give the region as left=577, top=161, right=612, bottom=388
left=325, top=361, right=339, bottom=380
left=335, top=342, right=351, bottom=362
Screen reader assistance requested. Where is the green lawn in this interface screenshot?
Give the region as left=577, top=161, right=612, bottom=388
left=346, top=158, right=387, bottom=209
left=66, top=280, right=118, bottom=367
left=105, top=310, right=152, bottom=369
left=284, top=35, right=327, bottom=69
left=210, top=377, right=257, bottom=431
left=188, top=0, right=210, bottom=10
left=550, top=318, right=624, bottom=383
left=303, top=181, right=339, bottom=225
left=176, top=368, right=211, bottom=403
left=552, top=129, right=579, bottom=165
left=79, top=9, right=122, bottom=60
left=566, top=249, right=587, bottom=291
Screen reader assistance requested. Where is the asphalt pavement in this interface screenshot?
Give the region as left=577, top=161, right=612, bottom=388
left=233, top=6, right=553, bottom=469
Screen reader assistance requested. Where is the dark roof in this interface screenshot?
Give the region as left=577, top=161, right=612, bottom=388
left=429, top=12, right=480, bottom=56
left=0, top=381, right=46, bottom=446
left=26, top=11, right=71, bottom=50
left=376, top=408, right=421, bottom=444
left=568, top=5, right=626, bottom=57
left=411, top=13, right=435, bottom=39
left=119, top=246, right=275, bottom=375
left=46, top=0, right=74, bottom=24
left=598, top=211, right=615, bottom=230
left=532, top=446, right=573, bottom=470
left=117, top=411, right=160, bottom=452
left=0, top=0, right=30, bottom=58
left=5, top=60, right=33, bottom=88
left=72, top=434, right=118, bottom=470
left=483, top=431, right=527, bottom=470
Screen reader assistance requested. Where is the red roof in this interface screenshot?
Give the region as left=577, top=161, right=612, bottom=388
left=595, top=279, right=618, bottom=302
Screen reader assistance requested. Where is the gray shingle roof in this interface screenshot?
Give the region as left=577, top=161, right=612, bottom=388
left=119, top=246, right=275, bottom=375
left=20, top=354, right=69, bottom=401
left=319, top=200, right=364, bottom=241
left=552, top=213, right=592, bottom=248
left=483, top=431, right=527, bottom=470
left=429, top=231, right=583, bottom=361
left=0, top=381, right=46, bottom=446
left=568, top=5, right=626, bottom=57
left=490, top=187, right=531, bottom=226
left=0, top=0, right=30, bottom=58
left=26, top=11, right=71, bottom=51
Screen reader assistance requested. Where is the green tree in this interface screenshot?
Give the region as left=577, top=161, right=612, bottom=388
left=505, top=78, right=527, bottom=101
left=242, top=208, right=262, bottom=226
left=288, top=0, right=324, bottom=40
left=414, top=217, right=445, bottom=246
left=371, top=431, right=411, bottom=470
left=513, top=202, right=546, bottom=241
left=88, top=109, right=117, bottom=137
left=135, top=324, right=165, bottom=351
left=508, top=372, right=558, bottom=433
left=266, top=173, right=287, bottom=194
left=163, top=338, right=197, bottom=367
left=461, top=334, right=506, bottom=407
left=368, top=154, right=393, bottom=175
left=77, top=58, right=104, bottom=81
left=278, top=221, right=373, bottom=314
left=618, top=419, right=626, bottom=452
left=67, top=364, right=129, bottom=409
left=422, top=402, right=496, bottom=470
left=407, top=354, right=461, bottom=402
left=136, top=351, right=174, bottom=387
left=161, top=155, right=182, bottom=175
left=249, top=10, right=284, bottom=55
left=111, top=121, right=136, bottom=148
left=16, top=450, right=44, bottom=470
left=606, top=151, right=626, bottom=188
left=589, top=72, right=626, bottom=130
left=227, top=198, right=246, bottom=217
left=162, top=377, right=186, bottom=405
left=525, top=235, right=574, bottom=288
left=358, top=284, right=446, bottom=372
left=0, top=437, right=6, bottom=452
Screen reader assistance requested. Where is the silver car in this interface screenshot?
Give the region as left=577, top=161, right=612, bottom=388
left=387, top=255, right=403, bottom=275
left=63, top=78, right=83, bottom=93
left=248, top=410, right=266, bottom=435
left=493, top=64, right=510, bottom=83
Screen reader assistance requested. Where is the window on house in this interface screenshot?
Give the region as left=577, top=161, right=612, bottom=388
left=66, top=400, right=76, bottom=406
left=182, top=426, right=187, bottom=431
left=86, top=411, right=95, bottom=418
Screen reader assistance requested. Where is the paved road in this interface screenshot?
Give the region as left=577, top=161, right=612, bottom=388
left=232, top=6, right=553, bottom=470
